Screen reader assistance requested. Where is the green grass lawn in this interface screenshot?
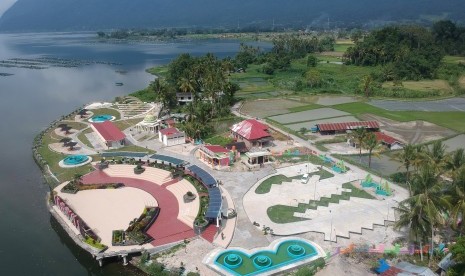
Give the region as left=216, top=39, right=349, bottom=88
left=255, top=169, right=334, bottom=194
left=103, top=145, right=155, bottom=154
left=267, top=182, right=375, bottom=223
left=204, top=135, right=234, bottom=146
left=113, top=118, right=143, bottom=131
left=38, top=129, right=95, bottom=184
left=61, top=121, right=88, bottom=130
left=334, top=43, right=352, bottom=53
left=77, top=128, right=93, bottom=148
left=90, top=108, right=121, bottom=120
left=332, top=102, right=465, bottom=132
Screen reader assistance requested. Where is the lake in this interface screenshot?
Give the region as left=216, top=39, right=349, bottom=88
left=0, top=32, right=270, bottom=276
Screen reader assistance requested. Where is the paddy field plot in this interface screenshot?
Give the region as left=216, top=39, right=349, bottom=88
left=268, top=107, right=349, bottom=124
left=442, top=134, right=465, bottom=152
left=241, top=98, right=307, bottom=118
left=286, top=116, right=359, bottom=131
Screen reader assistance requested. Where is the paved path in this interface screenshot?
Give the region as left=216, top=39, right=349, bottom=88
left=82, top=170, right=196, bottom=247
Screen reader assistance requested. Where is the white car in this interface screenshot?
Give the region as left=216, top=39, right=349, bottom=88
left=301, top=173, right=309, bottom=184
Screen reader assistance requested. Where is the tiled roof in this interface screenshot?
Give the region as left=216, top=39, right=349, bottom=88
left=230, top=119, right=270, bottom=140
left=159, top=127, right=181, bottom=136
left=317, top=121, right=379, bottom=132
left=204, top=145, right=229, bottom=153
left=375, top=132, right=403, bottom=145
left=91, top=121, right=126, bottom=142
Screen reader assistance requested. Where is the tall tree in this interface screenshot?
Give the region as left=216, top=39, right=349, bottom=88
left=446, top=167, right=465, bottom=235
left=348, top=127, right=367, bottom=161
left=363, top=132, right=380, bottom=168
left=392, top=144, right=417, bottom=191
left=395, top=165, right=448, bottom=261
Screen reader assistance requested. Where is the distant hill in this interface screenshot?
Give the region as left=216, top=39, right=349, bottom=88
left=1, top=0, right=464, bottom=32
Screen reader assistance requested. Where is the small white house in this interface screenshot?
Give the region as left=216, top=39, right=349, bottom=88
left=159, top=127, right=186, bottom=147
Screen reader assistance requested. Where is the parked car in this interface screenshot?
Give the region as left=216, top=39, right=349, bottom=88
left=301, top=173, right=309, bottom=184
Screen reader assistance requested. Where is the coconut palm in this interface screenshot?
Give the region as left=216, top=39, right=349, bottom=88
left=363, top=132, right=380, bottom=168
left=395, top=164, right=449, bottom=261
left=392, top=144, right=418, bottom=190
left=447, top=148, right=465, bottom=176
left=359, top=75, right=374, bottom=98
left=423, top=141, right=449, bottom=177
left=347, top=127, right=367, bottom=161
left=446, top=167, right=465, bottom=235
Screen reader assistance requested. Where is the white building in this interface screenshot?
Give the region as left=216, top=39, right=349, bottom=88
left=158, top=128, right=186, bottom=147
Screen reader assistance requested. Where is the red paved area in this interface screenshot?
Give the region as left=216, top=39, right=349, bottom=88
left=201, top=224, right=217, bottom=243
left=82, top=170, right=196, bottom=247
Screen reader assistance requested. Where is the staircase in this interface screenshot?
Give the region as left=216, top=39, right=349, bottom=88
left=201, top=224, right=218, bottom=243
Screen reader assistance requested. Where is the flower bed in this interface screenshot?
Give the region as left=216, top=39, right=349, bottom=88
left=61, top=181, right=124, bottom=194
left=112, top=206, right=160, bottom=246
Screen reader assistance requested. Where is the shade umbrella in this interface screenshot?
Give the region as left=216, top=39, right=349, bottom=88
left=60, top=137, right=72, bottom=146
left=57, top=123, right=68, bottom=130
left=62, top=126, right=73, bottom=134
left=67, top=141, right=78, bottom=151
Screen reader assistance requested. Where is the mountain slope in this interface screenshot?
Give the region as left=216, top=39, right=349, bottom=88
left=1, top=0, right=464, bottom=32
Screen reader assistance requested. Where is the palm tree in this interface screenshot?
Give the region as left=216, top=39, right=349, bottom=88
left=359, top=75, right=374, bottom=98
left=395, top=164, right=448, bottom=262
left=447, top=148, right=465, bottom=176
left=392, top=144, right=417, bottom=190
left=446, top=167, right=465, bottom=235
left=363, top=132, right=380, bottom=168
left=347, top=127, right=367, bottom=161
left=178, top=76, right=195, bottom=93
left=423, top=141, right=449, bottom=177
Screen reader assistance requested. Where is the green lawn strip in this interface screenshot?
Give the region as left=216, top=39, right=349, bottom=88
left=332, top=102, right=465, bottom=132
left=77, top=127, right=94, bottom=148
left=267, top=182, right=375, bottom=224
left=286, top=103, right=323, bottom=113
left=60, top=121, right=88, bottom=131
left=113, top=118, right=143, bottom=131
left=103, top=145, right=155, bottom=154
left=255, top=169, right=334, bottom=194
left=204, top=135, right=234, bottom=146
left=90, top=108, right=121, bottom=120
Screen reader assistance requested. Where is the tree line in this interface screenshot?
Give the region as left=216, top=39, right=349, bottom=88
left=344, top=20, right=465, bottom=81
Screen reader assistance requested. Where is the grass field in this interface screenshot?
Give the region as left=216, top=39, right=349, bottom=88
left=113, top=118, right=143, bottom=131
left=443, top=55, right=465, bottom=64
left=382, top=80, right=454, bottom=95
left=103, top=145, right=155, bottom=154
left=77, top=128, right=93, bottom=148
left=332, top=102, right=465, bottom=132
left=255, top=169, right=334, bottom=194
left=90, top=108, right=121, bottom=120
left=267, top=182, right=375, bottom=224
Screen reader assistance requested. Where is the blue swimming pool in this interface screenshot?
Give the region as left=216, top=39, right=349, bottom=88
left=63, top=155, right=89, bottom=166
left=89, top=114, right=113, bottom=122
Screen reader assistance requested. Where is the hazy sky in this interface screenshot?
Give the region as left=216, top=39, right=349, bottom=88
left=0, top=0, right=16, bottom=17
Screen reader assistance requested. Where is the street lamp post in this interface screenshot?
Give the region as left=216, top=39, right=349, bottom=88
left=329, top=210, right=333, bottom=242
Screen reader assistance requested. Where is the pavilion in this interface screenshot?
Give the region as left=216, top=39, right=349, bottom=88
left=196, top=145, right=235, bottom=170
left=135, top=113, right=160, bottom=133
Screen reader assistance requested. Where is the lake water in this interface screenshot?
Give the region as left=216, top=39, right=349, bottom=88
left=0, top=32, right=269, bottom=276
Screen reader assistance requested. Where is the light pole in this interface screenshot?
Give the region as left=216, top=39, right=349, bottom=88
left=329, top=210, right=333, bottom=242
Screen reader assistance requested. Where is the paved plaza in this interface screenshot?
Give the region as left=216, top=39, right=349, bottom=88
left=243, top=163, right=408, bottom=242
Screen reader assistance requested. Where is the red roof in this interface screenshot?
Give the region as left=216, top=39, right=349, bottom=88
left=230, top=119, right=270, bottom=140
left=204, top=145, right=229, bottom=153
left=159, top=127, right=181, bottom=136
left=91, top=121, right=126, bottom=142
left=317, top=121, right=379, bottom=132
left=375, top=132, right=402, bottom=145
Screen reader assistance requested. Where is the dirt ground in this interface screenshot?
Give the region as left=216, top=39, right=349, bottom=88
left=240, top=99, right=306, bottom=118
left=360, top=114, right=456, bottom=144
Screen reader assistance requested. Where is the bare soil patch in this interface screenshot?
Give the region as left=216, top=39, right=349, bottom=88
left=360, top=114, right=456, bottom=144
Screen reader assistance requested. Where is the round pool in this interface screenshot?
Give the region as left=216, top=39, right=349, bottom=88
left=63, top=155, right=89, bottom=165
left=59, top=155, right=92, bottom=168
left=88, top=114, right=114, bottom=123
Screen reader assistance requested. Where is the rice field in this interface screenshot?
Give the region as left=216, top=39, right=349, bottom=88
left=240, top=99, right=306, bottom=118
left=442, top=134, right=465, bottom=152
left=268, top=107, right=349, bottom=124
left=382, top=80, right=454, bottom=95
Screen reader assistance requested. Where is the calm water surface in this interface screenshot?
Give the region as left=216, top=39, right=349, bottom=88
left=0, top=32, right=269, bottom=275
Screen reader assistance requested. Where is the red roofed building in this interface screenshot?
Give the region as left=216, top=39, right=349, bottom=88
left=375, top=132, right=404, bottom=150
left=197, top=145, right=237, bottom=170
left=230, top=119, right=272, bottom=149
left=90, top=121, right=126, bottom=149
left=158, top=127, right=185, bottom=147
left=317, top=121, right=380, bottom=135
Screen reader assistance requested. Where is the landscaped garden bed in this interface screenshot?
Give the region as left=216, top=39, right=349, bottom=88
left=61, top=180, right=124, bottom=194
left=112, top=206, right=160, bottom=246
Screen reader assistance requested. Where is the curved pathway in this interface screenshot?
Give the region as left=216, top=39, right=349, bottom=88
left=82, top=170, right=196, bottom=247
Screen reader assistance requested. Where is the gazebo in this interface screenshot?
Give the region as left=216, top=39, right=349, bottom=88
left=135, top=113, right=160, bottom=133
left=60, top=137, right=72, bottom=146
left=67, top=141, right=78, bottom=151
left=77, top=109, right=88, bottom=118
